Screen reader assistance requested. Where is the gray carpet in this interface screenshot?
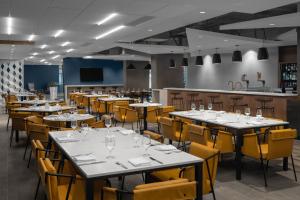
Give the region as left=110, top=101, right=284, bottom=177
left=1, top=113, right=300, bottom=200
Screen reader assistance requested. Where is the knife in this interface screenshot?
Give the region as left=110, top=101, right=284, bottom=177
left=78, top=161, right=106, bottom=166
left=116, top=161, right=128, bottom=169
left=149, top=156, right=163, bottom=164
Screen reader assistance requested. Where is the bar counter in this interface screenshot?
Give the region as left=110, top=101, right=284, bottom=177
left=164, top=88, right=298, bottom=120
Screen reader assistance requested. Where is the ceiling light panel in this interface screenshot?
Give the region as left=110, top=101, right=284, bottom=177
left=6, top=16, right=13, bottom=35
left=61, top=41, right=70, bottom=46
left=28, top=34, right=35, bottom=41
left=52, top=55, right=60, bottom=59
left=40, top=44, right=47, bottom=49
left=66, top=48, right=74, bottom=53
left=54, top=29, right=64, bottom=37
left=97, top=13, right=118, bottom=25
left=95, top=25, right=126, bottom=40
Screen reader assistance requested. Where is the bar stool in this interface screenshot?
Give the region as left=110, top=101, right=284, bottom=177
left=170, top=92, right=184, bottom=110
left=187, top=93, right=203, bottom=109
left=208, top=95, right=223, bottom=110
left=256, top=98, right=275, bottom=117
left=230, top=96, right=248, bottom=112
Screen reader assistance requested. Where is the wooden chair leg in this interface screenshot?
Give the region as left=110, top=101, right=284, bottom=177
left=6, top=118, right=10, bottom=131
left=261, top=159, right=268, bottom=187
left=23, top=137, right=31, bottom=160
left=27, top=149, right=32, bottom=168
left=291, top=154, right=298, bottom=182
left=9, top=129, right=14, bottom=147
left=34, top=177, right=41, bottom=200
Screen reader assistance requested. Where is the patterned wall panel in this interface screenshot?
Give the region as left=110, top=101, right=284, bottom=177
left=0, top=60, right=24, bottom=93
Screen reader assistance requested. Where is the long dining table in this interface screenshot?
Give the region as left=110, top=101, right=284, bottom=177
left=48, top=127, right=203, bottom=199
left=169, top=110, right=289, bottom=180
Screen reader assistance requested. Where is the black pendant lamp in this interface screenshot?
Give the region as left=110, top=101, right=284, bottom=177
left=144, top=63, right=151, bottom=70
left=257, top=29, right=269, bottom=60
left=232, top=45, right=242, bottom=62
left=127, top=63, right=136, bottom=70
left=257, top=47, right=269, bottom=60
left=169, top=59, right=176, bottom=68
left=212, top=48, right=221, bottom=64
left=181, top=57, right=188, bottom=66
left=195, top=50, right=203, bottom=66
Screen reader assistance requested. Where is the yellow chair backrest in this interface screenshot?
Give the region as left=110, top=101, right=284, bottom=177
left=38, top=158, right=59, bottom=200
left=115, top=101, right=129, bottom=107
left=26, top=122, right=49, bottom=141
left=133, top=179, right=196, bottom=200
left=161, top=106, right=175, bottom=117
left=159, top=117, right=178, bottom=141
left=91, top=100, right=100, bottom=113
left=143, top=130, right=164, bottom=143
left=113, top=106, right=126, bottom=122
left=11, top=112, right=32, bottom=130
left=82, top=96, right=89, bottom=107
left=215, top=130, right=235, bottom=154
left=188, top=124, right=209, bottom=145
left=267, top=129, right=297, bottom=160
left=124, top=108, right=138, bottom=123
left=183, top=142, right=219, bottom=194
left=147, top=108, right=160, bottom=123
left=26, top=115, right=43, bottom=124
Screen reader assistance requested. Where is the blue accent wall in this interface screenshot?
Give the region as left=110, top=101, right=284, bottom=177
left=24, top=65, right=59, bottom=91
left=63, top=57, right=123, bottom=85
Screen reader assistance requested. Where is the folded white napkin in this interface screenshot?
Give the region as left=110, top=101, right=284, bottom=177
left=128, top=157, right=151, bottom=167
left=120, top=130, right=134, bottom=135
left=56, top=136, right=80, bottom=143
left=247, top=121, right=265, bottom=125
left=155, top=144, right=177, bottom=151
left=73, top=154, right=96, bottom=162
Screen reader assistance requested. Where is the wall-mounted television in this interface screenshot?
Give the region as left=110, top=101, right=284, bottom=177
left=80, top=68, right=103, bottom=82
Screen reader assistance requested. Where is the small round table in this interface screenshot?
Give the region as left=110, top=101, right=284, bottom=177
left=129, top=102, right=162, bottom=131
left=44, top=113, right=95, bottom=128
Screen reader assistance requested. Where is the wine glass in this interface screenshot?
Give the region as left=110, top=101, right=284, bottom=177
left=208, top=103, right=213, bottom=111
left=235, top=109, right=241, bottom=120
left=105, top=135, right=116, bottom=159
left=71, top=120, right=77, bottom=131
left=105, top=117, right=112, bottom=133
left=142, top=135, right=151, bottom=157
left=245, top=107, right=251, bottom=119
left=199, top=104, right=205, bottom=112
left=256, top=109, right=263, bottom=120
left=191, top=103, right=196, bottom=111
left=132, top=130, right=141, bottom=148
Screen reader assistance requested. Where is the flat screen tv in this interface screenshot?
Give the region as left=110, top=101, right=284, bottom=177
left=80, top=68, right=103, bottom=82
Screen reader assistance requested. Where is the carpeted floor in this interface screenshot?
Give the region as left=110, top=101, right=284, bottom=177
left=0, top=113, right=300, bottom=200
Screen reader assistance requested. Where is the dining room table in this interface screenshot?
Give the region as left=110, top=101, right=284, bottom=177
left=13, top=105, right=75, bottom=116
left=43, top=113, right=95, bottom=128
left=129, top=102, right=162, bottom=131
left=83, top=94, right=109, bottom=113
left=169, top=109, right=290, bottom=181
left=98, top=97, right=134, bottom=114
left=10, top=99, right=62, bottom=106
left=48, top=127, right=203, bottom=200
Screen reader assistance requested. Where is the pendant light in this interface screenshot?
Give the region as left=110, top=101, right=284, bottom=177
left=212, top=48, right=221, bottom=64
left=169, top=59, right=176, bottom=68
left=257, top=29, right=269, bottom=60
left=144, top=63, right=151, bottom=70
left=195, top=50, right=203, bottom=66
left=127, top=63, right=136, bottom=70
left=232, top=45, right=242, bottom=62
left=181, top=57, right=188, bottom=66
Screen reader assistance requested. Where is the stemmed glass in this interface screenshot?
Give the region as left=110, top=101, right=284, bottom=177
left=105, top=135, right=116, bottom=159
left=245, top=107, right=251, bottom=120
left=142, top=135, right=151, bottom=157
left=132, top=130, right=141, bottom=148
left=105, top=117, right=112, bottom=133
left=235, top=109, right=241, bottom=120
left=208, top=103, right=213, bottom=111
left=256, top=109, right=263, bottom=120
left=191, top=103, right=196, bottom=111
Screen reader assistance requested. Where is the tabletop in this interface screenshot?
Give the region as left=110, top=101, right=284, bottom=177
left=14, top=105, right=75, bottom=113
left=11, top=99, right=61, bottom=105
left=170, top=110, right=289, bottom=130
left=83, top=94, right=109, bottom=98
left=44, top=113, right=94, bottom=122
left=49, top=127, right=202, bottom=179
left=129, top=102, right=162, bottom=108
left=98, top=97, right=133, bottom=102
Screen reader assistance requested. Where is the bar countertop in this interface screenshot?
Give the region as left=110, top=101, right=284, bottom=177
left=164, top=88, right=298, bottom=97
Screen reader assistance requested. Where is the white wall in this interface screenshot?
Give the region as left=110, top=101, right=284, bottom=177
left=186, top=47, right=279, bottom=90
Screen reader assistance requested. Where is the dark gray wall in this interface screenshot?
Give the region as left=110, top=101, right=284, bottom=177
left=151, top=54, right=185, bottom=89
left=125, top=61, right=149, bottom=89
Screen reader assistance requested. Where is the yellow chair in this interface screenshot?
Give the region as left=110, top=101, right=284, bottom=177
left=159, top=117, right=188, bottom=148
left=89, top=120, right=105, bottom=128
left=102, top=179, right=196, bottom=200
left=112, top=106, right=125, bottom=126
left=207, top=130, right=235, bottom=155
left=143, top=130, right=164, bottom=143
left=188, top=124, right=210, bottom=145
left=114, top=100, right=129, bottom=108
left=123, top=107, right=139, bottom=129
left=24, top=117, right=50, bottom=160
left=75, top=95, right=84, bottom=108
left=146, top=107, right=161, bottom=132
left=160, top=106, right=175, bottom=117
left=242, top=128, right=298, bottom=186
left=151, top=143, right=219, bottom=200
left=9, top=111, right=32, bottom=147
left=6, top=103, right=22, bottom=130
left=37, top=157, right=107, bottom=200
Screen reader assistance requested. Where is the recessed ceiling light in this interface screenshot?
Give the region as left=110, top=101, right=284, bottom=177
left=52, top=55, right=60, bottom=59
left=84, top=56, right=93, bottom=59
left=28, top=34, right=35, bottom=41
left=199, top=11, right=206, bottom=14
left=40, top=59, right=45, bottom=62
left=6, top=16, right=13, bottom=35
left=61, top=41, right=70, bottom=47
left=95, top=25, right=126, bottom=40
left=97, top=13, right=118, bottom=26
left=224, top=39, right=229, bottom=42
left=32, top=52, right=39, bottom=56
left=148, top=29, right=153, bottom=32
left=48, top=50, right=55, bottom=54
left=66, top=48, right=74, bottom=53
left=269, top=23, right=275, bottom=26
left=54, top=29, right=64, bottom=38
left=29, top=56, right=34, bottom=59
left=40, top=44, right=47, bottom=49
